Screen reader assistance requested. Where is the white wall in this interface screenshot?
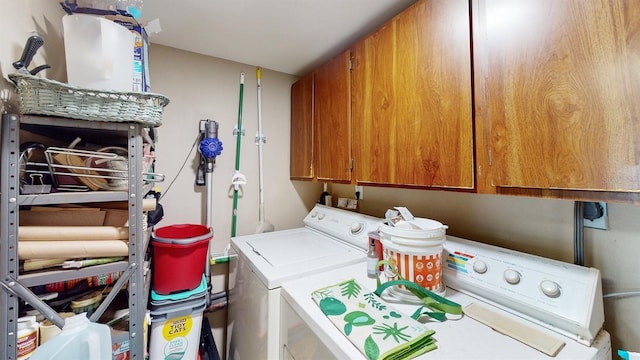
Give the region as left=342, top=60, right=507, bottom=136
left=0, top=1, right=66, bottom=97
left=146, top=44, right=322, bottom=356
left=147, top=45, right=320, bottom=244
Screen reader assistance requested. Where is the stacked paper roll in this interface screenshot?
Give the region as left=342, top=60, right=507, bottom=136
left=19, top=241, right=128, bottom=259
left=19, top=226, right=129, bottom=241
left=18, top=226, right=129, bottom=260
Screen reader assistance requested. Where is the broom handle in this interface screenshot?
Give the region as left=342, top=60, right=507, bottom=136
left=256, top=67, right=266, bottom=223
left=231, top=73, right=245, bottom=237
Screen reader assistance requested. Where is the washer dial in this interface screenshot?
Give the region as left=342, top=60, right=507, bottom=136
left=540, top=280, right=561, bottom=297
left=350, top=222, right=364, bottom=235
left=504, top=269, right=521, bottom=285
left=472, top=260, right=488, bottom=274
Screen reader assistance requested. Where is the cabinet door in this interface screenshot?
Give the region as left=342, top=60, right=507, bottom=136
left=352, top=0, right=474, bottom=188
left=482, top=0, right=640, bottom=191
left=290, top=72, right=314, bottom=179
left=315, top=50, right=352, bottom=182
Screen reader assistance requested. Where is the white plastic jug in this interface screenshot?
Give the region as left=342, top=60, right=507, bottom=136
left=29, top=313, right=112, bottom=360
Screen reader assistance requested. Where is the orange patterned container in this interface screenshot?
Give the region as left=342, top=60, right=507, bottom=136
left=379, top=218, right=447, bottom=298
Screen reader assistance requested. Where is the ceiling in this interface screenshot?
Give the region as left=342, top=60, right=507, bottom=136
left=140, top=0, right=416, bottom=76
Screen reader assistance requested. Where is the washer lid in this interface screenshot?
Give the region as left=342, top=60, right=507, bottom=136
left=280, top=262, right=611, bottom=360
left=232, top=227, right=366, bottom=289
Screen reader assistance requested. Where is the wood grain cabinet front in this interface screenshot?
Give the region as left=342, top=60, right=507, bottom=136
left=290, top=72, right=315, bottom=180
left=314, top=50, right=353, bottom=183
left=290, top=0, right=640, bottom=203
left=351, top=0, right=474, bottom=189
left=478, top=0, right=640, bottom=193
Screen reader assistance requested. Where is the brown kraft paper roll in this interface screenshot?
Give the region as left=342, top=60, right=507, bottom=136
left=18, top=226, right=129, bottom=241
left=19, top=240, right=129, bottom=259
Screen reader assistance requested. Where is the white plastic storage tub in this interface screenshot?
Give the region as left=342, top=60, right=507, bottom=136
left=379, top=218, right=447, bottom=300
left=149, top=284, right=207, bottom=360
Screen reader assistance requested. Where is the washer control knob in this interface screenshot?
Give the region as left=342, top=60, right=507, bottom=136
left=472, top=260, right=488, bottom=274
left=310, top=211, right=318, bottom=218
left=350, top=222, right=363, bottom=235
left=540, top=280, right=561, bottom=297
left=504, top=269, right=521, bottom=285
left=318, top=213, right=326, bottom=220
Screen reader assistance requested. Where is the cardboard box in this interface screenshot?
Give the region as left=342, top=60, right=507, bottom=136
left=19, top=208, right=106, bottom=226
left=110, top=328, right=130, bottom=360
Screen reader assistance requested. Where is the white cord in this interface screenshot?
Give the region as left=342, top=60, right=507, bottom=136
left=603, top=291, right=640, bottom=299
left=159, top=133, right=200, bottom=200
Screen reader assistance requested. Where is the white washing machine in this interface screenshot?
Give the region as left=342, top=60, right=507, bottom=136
left=281, top=235, right=612, bottom=359
left=227, top=204, right=381, bottom=360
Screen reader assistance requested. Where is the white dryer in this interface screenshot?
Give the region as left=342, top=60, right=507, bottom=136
left=280, top=235, right=612, bottom=359
left=227, top=204, right=381, bottom=360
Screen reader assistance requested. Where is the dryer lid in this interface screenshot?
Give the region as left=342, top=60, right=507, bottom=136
left=232, top=227, right=365, bottom=289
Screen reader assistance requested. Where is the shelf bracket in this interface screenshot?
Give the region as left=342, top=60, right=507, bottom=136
left=89, top=262, right=136, bottom=322
left=1, top=276, right=65, bottom=328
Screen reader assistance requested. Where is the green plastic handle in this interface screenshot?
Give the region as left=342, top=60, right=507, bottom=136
left=373, top=259, right=462, bottom=322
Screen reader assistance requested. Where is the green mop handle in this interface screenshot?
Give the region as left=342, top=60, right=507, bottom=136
left=231, top=73, right=245, bottom=237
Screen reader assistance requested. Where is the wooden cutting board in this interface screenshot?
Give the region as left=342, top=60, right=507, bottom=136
left=52, top=153, right=108, bottom=190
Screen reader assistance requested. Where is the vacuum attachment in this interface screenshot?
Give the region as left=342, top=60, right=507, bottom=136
left=13, top=33, right=51, bottom=75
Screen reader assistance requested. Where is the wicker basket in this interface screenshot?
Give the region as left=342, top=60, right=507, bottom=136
left=8, top=73, right=170, bottom=127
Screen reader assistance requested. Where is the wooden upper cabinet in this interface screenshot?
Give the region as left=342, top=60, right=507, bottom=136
left=351, top=0, right=474, bottom=188
left=314, top=50, right=352, bottom=183
left=290, top=72, right=314, bottom=180
left=481, top=0, right=640, bottom=191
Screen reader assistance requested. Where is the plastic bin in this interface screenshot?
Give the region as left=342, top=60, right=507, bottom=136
left=151, top=275, right=207, bottom=304
left=152, top=224, right=212, bottom=294
left=62, top=14, right=135, bottom=92
left=149, top=289, right=207, bottom=360
left=379, top=218, right=447, bottom=300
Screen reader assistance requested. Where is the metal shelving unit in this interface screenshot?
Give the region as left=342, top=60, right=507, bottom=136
left=1, top=114, right=152, bottom=359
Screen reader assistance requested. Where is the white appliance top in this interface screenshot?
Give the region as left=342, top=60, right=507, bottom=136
left=230, top=204, right=382, bottom=289
left=281, top=261, right=612, bottom=360
left=443, top=236, right=604, bottom=346
left=303, top=204, right=381, bottom=251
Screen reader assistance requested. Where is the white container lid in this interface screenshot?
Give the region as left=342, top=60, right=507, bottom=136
left=379, top=218, right=447, bottom=239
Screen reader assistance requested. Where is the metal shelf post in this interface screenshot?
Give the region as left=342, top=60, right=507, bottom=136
left=1, top=114, right=23, bottom=359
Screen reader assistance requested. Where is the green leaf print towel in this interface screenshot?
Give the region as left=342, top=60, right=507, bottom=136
left=312, top=279, right=437, bottom=360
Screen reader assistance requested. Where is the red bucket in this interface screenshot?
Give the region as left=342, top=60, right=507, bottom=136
left=151, top=224, right=212, bottom=295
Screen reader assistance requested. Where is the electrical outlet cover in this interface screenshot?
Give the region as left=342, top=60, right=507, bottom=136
left=584, top=202, right=608, bottom=230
